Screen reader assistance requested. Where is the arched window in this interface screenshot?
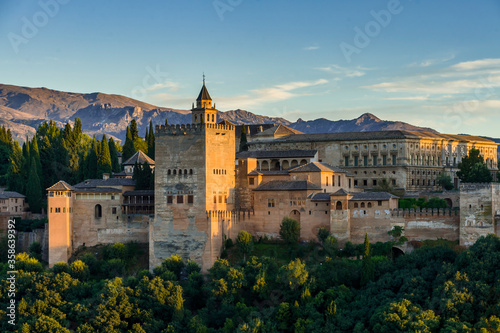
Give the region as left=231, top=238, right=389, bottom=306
left=361, top=202, right=365, bottom=208
left=184, top=169, right=188, bottom=175
left=190, top=169, right=193, bottom=174
left=354, top=203, right=359, bottom=208
left=214, top=196, right=217, bottom=204
left=95, top=204, right=102, bottom=218
left=367, top=202, right=372, bottom=208
left=173, top=169, right=177, bottom=175
left=179, top=169, right=182, bottom=175
left=167, top=169, right=171, bottom=175
left=194, top=115, right=197, bottom=122
left=336, top=201, right=343, bottom=210
left=326, top=177, right=329, bottom=186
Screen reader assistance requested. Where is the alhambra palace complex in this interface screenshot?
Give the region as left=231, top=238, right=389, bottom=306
left=47, top=83, right=500, bottom=271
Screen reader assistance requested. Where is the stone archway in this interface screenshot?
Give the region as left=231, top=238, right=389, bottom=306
left=336, top=201, right=343, bottom=210
left=444, top=198, right=453, bottom=208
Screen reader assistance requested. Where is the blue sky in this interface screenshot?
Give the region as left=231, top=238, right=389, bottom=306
left=1, top=0, right=500, bottom=136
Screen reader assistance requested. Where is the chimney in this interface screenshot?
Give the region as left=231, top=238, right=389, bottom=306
left=103, top=173, right=110, bottom=180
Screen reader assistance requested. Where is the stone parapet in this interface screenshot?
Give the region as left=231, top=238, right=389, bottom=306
left=155, top=123, right=235, bottom=136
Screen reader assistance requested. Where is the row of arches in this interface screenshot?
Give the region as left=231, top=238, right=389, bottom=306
left=167, top=169, right=194, bottom=175
left=259, top=159, right=309, bottom=171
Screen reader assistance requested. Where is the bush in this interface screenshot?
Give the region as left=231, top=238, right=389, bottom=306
left=52, top=262, right=70, bottom=274
left=279, top=217, right=300, bottom=244
left=29, top=241, right=42, bottom=261
left=80, top=253, right=99, bottom=274
left=70, top=260, right=90, bottom=281
left=160, top=255, right=185, bottom=279
left=236, top=231, right=253, bottom=260
left=317, top=227, right=330, bottom=244
left=103, top=258, right=126, bottom=277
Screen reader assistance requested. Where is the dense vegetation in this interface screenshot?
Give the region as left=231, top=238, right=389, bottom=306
left=398, top=197, right=450, bottom=210
left=0, top=119, right=155, bottom=213
left=1, top=234, right=499, bottom=332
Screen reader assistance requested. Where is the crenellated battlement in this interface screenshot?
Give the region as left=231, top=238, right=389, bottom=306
left=155, top=123, right=235, bottom=136
left=460, top=183, right=500, bottom=192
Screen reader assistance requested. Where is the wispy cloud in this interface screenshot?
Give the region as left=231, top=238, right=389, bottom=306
left=409, top=54, right=455, bottom=67
left=132, top=80, right=181, bottom=95
left=315, top=64, right=369, bottom=80
left=303, top=46, right=319, bottom=51
left=364, top=58, right=500, bottom=96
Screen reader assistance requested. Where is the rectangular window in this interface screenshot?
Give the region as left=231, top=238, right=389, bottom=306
left=345, top=156, right=349, bottom=167
left=349, top=179, right=351, bottom=188
left=364, top=156, right=368, bottom=166
left=188, top=195, right=194, bottom=204
left=63, top=207, right=66, bottom=213
left=363, top=179, right=368, bottom=186
left=267, top=199, right=275, bottom=208
left=373, top=179, right=377, bottom=186
left=392, top=155, right=397, bottom=165
left=50, top=207, right=53, bottom=213
left=167, top=196, right=173, bottom=204
left=378, top=200, right=382, bottom=206
left=373, top=155, right=378, bottom=166
left=354, top=156, right=359, bottom=166
left=392, top=179, right=396, bottom=185
left=354, top=180, right=358, bottom=186
left=177, top=195, right=184, bottom=204
left=112, top=207, right=117, bottom=214
left=326, top=177, right=329, bottom=186
left=219, top=195, right=222, bottom=203
left=338, top=176, right=341, bottom=187
left=249, top=177, right=255, bottom=185
left=382, top=155, right=387, bottom=166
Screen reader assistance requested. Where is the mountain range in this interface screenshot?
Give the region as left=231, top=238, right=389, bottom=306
left=0, top=83, right=443, bottom=143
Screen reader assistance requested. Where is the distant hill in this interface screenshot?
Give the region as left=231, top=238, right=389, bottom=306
left=0, top=84, right=438, bottom=142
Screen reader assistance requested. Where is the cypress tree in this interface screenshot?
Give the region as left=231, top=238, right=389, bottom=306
left=73, top=118, right=83, bottom=138
left=7, top=142, right=24, bottom=193
left=108, top=137, right=120, bottom=173
left=122, top=127, right=136, bottom=162
left=30, top=135, right=43, bottom=182
left=85, top=138, right=99, bottom=179
left=147, top=120, right=155, bottom=160
left=239, top=125, right=248, bottom=152
left=26, top=157, right=43, bottom=213
left=97, top=135, right=112, bottom=177
left=130, top=119, right=139, bottom=141
left=361, top=233, right=374, bottom=286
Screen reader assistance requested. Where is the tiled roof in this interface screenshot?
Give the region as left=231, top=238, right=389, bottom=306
left=247, top=130, right=498, bottom=144
left=123, top=190, right=155, bottom=196
left=350, top=192, right=399, bottom=200
left=46, top=181, right=75, bottom=192
left=254, top=124, right=304, bottom=137
left=74, top=178, right=136, bottom=188
left=74, top=187, right=122, bottom=193
left=196, top=83, right=212, bottom=101
left=289, top=162, right=348, bottom=173
left=0, top=190, right=25, bottom=199
left=122, top=150, right=155, bottom=166
left=248, top=170, right=290, bottom=176
left=331, top=189, right=350, bottom=196
left=253, top=180, right=322, bottom=191
left=236, top=149, right=317, bottom=159
left=310, top=192, right=330, bottom=201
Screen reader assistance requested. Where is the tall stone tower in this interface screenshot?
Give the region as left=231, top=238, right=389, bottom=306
left=150, top=80, right=237, bottom=272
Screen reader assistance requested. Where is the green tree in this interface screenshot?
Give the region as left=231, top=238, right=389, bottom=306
left=108, top=137, right=120, bottom=173
left=236, top=231, right=253, bottom=261
left=457, top=148, right=493, bottom=183
left=26, top=158, right=43, bottom=213
left=239, top=125, right=248, bottom=152
left=147, top=120, right=155, bottom=160
left=97, top=135, right=112, bottom=177
left=122, top=127, right=135, bottom=162
left=437, top=173, right=454, bottom=190
left=317, top=227, right=330, bottom=244
left=279, top=217, right=301, bottom=244
left=361, top=233, right=374, bottom=286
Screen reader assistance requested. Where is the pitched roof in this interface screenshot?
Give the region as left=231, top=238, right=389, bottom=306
left=73, top=178, right=136, bottom=188
left=0, top=190, right=26, bottom=199
left=236, top=149, right=317, bottom=159
left=253, top=180, right=322, bottom=191
left=254, top=124, right=304, bottom=137
left=122, top=150, right=155, bottom=166
left=331, top=189, right=350, bottom=196
left=248, top=170, right=290, bottom=176
left=310, top=192, right=330, bottom=201
left=46, top=180, right=75, bottom=192
left=123, top=190, right=155, bottom=196
left=289, top=162, right=348, bottom=173
left=248, top=130, right=498, bottom=145
left=74, top=187, right=122, bottom=193
left=350, top=192, right=399, bottom=200
left=196, top=84, right=212, bottom=101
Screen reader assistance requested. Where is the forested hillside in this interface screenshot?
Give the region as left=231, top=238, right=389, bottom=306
left=1, top=235, right=499, bottom=332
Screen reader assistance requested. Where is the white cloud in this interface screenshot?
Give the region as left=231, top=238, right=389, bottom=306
left=364, top=58, right=500, bottom=97
left=316, top=64, right=369, bottom=80
left=303, top=46, right=319, bottom=51
left=409, top=54, right=455, bottom=67
left=132, top=80, right=181, bottom=95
